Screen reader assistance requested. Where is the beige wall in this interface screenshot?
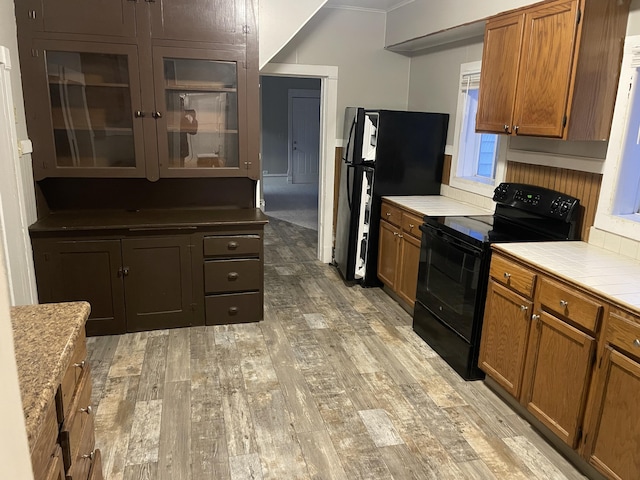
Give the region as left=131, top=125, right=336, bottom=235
left=385, top=0, right=537, bottom=47
left=270, top=7, right=410, bottom=138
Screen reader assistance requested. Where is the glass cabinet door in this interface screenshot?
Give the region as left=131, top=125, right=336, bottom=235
left=153, top=47, right=247, bottom=177
left=29, top=41, right=146, bottom=178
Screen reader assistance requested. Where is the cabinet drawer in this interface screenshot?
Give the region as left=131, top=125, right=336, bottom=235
left=538, top=278, right=602, bottom=333
left=61, top=365, right=93, bottom=471
left=67, top=413, right=95, bottom=480
left=57, top=330, right=87, bottom=423
left=401, top=212, right=423, bottom=239
left=204, top=259, right=261, bottom=293
left=31, top=401, right=59, bottom=480
left=203, top=235, right=261, bottom=257
left=490, top=255, right=536, bottom=298
left=381, top=202, right=402, bottom=227
left=606, top=311, right=640, bottom=359
left=205, top=292, right=262, bottom=325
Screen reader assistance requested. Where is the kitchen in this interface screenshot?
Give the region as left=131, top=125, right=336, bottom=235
left=1, top=0, right=640, bottom=479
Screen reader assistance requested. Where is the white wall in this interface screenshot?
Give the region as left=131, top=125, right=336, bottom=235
left=270, top=7, right=410, bottom=137
left=259, top=0, right=327, bottom=69
left=407, top=39, right=484, bottom=146
left=385, top=0, right=538, bottom=47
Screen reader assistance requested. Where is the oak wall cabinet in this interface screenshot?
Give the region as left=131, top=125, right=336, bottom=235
left=377, top=200, right=423, bottom=308
left=16, top=0, right=259, bottom=181
left=476, top=0, right=630, bottom=141
left=30, top=208, right=268, bottom=335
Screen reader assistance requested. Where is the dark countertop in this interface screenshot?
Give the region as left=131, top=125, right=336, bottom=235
left=29, top=207, right=269, bottom=234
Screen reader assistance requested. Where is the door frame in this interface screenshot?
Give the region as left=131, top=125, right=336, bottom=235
left=288, top=88, right=321, bottom=184
left=260, top=63, right=338, bottom=263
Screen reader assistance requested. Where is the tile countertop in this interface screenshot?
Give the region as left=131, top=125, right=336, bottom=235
left=495, top=242, right=640, bottom=314
left=382, top=195, right=493, bottom=217
left=11, top=301, right=91, bottom=447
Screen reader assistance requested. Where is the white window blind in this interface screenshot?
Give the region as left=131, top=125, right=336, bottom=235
left=460, top=72, right=481, bottom=92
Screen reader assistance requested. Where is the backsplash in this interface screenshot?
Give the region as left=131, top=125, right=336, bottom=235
left=588, top=227, right=640, bottom=261
left=440, top=184, right=495, bottom=210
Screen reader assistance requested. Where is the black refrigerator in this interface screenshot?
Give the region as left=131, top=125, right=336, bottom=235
left=334, top=107, right=448, bottom=286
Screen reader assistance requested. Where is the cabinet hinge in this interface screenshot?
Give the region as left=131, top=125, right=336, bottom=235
left=31, top=49, right=39, bottom=58
left=576, top=8, right=581, bottom=25
left=242, top=25, right=250, bottom=34
left=562, top=115, right=567, bottom=127
left=576, top=426, right=583, bottom=444
left=28, top=9, right=37, bottom=20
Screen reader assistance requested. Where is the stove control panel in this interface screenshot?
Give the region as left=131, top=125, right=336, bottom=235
left=493, top=183, right=580, bottom=221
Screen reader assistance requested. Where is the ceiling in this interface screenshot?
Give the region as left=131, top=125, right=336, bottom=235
left=324, top=0, right=410, bottom=12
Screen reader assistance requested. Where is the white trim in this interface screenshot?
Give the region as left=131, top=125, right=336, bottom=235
left=324, top=5, right=386, bottom=13
left=260, top=63, right=338, bottom=263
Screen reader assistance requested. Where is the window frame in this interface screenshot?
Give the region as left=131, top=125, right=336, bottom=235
left=595, top=35, right=640, bottom=240
left=449, top=61, right=507, bottom=198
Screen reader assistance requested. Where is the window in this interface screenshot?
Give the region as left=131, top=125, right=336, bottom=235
left=449, top=61, right=505, bottom=197
left=596, top=35, right=640, bottom=240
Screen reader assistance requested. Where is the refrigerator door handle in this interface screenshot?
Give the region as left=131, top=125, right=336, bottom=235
left=346, top=164, right=353, bottom=210
left=343, top=117, right=356, bottom=163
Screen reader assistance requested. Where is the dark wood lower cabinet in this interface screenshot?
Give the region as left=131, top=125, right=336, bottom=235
left=30, top=209, right=267, bottom=335
left=32, top=239, right=126, bottom=335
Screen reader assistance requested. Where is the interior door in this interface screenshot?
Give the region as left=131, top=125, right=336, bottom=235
left=289, top=90, right=320, bottom=184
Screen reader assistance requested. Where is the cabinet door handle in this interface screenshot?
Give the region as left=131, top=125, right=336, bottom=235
left=514, top=125, right=519, bottom=134
left=80, top=405, right=93, bottom=415
left=633, top=339, right=640, bottom=348
left=73, top=360, right=86, bottom=369
left=81, top=450, right=95, bottom=461
left=227, top=272, right=239, bottom=281
left=560, top=300, right=569, bottom=307
left=520, top=305, right=528, bottom=311
left=398, top=234, right=404, bottom=238
left=532, top=314, right=540, bottom=321
left=227, top=241, right=239, bottom=250
left=503, top=272, right=511, bottom=279
left=122, top=267, right=130, bottom=277
left=134, top=110, right=145, bottom=118
left=503, top=124, right=509, bottom=133
left=228, top=306, right=239, bottom=315
left=152, top=111, right=163, bottom=119
left=409, top=224, right=414, bottom=228
left=386, top=212, right=392, bottom=216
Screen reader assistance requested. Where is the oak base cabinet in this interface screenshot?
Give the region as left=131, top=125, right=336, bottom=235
left=377, top=200, right=423, bottom=308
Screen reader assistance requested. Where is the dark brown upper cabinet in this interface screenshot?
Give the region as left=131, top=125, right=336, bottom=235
left=476, top=0, right=630, bottom=141
left=16, top=0, right=259, bottom=181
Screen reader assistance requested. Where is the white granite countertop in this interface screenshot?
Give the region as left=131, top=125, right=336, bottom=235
left=382, top=195, right=493, bottom=217
left=495, top=241, right=640, bottom=313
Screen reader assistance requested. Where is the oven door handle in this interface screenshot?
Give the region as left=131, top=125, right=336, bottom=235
left=423, top=225, right=482, bottom=258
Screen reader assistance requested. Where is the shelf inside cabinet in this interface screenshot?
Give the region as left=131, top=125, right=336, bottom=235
left=165, top=84, right=237, bottom=93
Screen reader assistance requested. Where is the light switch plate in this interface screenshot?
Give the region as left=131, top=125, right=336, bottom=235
left=18, top=139, right=33, bottom=156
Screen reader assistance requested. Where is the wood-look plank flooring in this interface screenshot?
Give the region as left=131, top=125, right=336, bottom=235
left=87, top=217, right=587, bottom=480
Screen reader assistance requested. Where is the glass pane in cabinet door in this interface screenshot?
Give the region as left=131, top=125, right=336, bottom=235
left=46, top=51, right=136, bottom=168
left=163, top=58, right=239, bottom=170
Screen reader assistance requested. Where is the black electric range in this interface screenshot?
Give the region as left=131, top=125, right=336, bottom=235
left=413, top=183, right=581, bottom=380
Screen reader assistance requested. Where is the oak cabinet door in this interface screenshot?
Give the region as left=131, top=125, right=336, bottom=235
left=476, top=12, right=524, bottom=134
left=478, top=280, right=532, bottom=397
left=522, top=310, right=594, bottom=448
left=585, top=347, right=640, bottom=479
left=377, top=220, right=399, bottom=289
left=512, top=0, right=579, bottom=137
left=396, top=233, right=421, bottom=307
left=122, top=236, right=194, bottom=332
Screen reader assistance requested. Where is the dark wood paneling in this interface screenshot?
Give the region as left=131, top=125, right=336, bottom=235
left=505, top=161, right=602, bottom=241
left=442, top=154, right=452, bottom=185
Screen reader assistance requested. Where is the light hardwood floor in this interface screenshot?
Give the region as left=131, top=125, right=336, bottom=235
left=87, top=218, right=587, bottom=480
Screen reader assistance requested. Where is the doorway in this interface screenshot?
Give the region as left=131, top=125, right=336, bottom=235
left=261, top=77, right=321, bottom=231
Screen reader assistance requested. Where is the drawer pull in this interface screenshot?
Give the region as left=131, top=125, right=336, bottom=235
left=228, top=306, right=239, bottom=315
left=560, top=300, right=569, bottom=307
left=80, top=405, right=93, bottom=415
left=520, top=305, right=528, bottom=311
left=409, top=223, right=415, bottom=228
left=634, top=339, right=640, bottom=348
left=386, top=212, right=392, bottom=216
left=74, top=360, right=86, bottom=369
left=228, top=272, right=239, bottom=281
left=532, top=314, right=540, bottom=321
left=227, top=241, right=239, bottom=250
left=503, top=272, right=511, bottom=279
left=81, top=450, right=95, bottom=461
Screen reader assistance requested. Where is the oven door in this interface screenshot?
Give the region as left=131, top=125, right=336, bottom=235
left=416, top=223, right=484, bottom=342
